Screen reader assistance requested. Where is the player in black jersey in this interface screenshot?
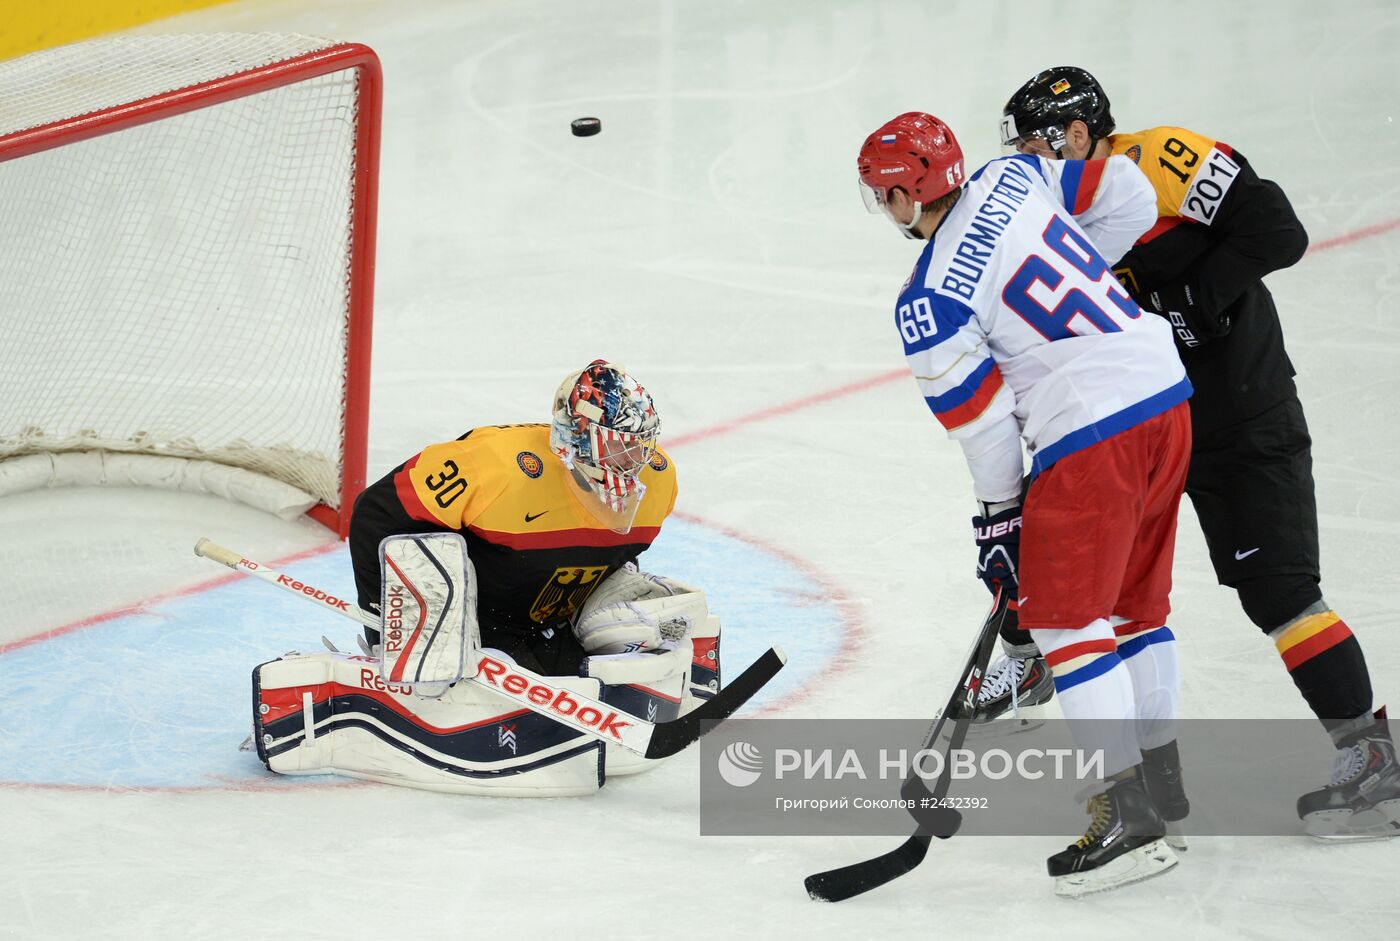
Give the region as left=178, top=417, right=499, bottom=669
left=990, top=67, right=1398, bottom=842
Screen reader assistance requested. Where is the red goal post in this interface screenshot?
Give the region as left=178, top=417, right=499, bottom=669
left=0, top=34, right=381, bottom=536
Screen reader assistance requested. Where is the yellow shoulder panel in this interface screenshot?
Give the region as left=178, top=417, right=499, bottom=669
left=1111, top=126, right=1220, bottom=219
left=400, top=425, right=679, bottom=537
left=399, top=426, right=545, bottom=529
left=633, top=444, right=679, bottom=527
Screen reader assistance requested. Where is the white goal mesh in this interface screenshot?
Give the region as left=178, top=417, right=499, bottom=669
left=0, top=34, right=379, bottom=533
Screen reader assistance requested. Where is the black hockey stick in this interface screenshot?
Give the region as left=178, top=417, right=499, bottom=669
left=646, top=646, right=788, bottom=758
left=804, top=589, right=1011, bottom=902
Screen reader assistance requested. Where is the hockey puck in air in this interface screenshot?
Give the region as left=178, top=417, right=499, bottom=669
left=571, top=117, right=601, bottom=137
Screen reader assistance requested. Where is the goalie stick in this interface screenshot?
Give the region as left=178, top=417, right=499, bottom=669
left=194, top=538, right=785, bottom=760
left=804, top=588, right=1010, bottom=902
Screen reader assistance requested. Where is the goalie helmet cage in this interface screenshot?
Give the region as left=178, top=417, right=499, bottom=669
left=0, top=34, right=381, bottom=537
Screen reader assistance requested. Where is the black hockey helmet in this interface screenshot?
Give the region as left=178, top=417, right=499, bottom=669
left=1000, top=66, right=1115, bottom=156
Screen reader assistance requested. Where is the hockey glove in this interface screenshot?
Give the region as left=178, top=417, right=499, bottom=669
left=973, top=501, right=1021, bottom=597
left=1146, top=280, right=1231, bottom=350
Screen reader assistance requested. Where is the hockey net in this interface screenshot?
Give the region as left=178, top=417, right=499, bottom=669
left=0, top=34, right=380, bottom=536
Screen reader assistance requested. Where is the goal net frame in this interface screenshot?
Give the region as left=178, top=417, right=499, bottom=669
left=0, top=35, right=381, bottom=537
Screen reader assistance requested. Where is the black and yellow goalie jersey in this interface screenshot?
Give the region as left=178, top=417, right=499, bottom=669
left=1109, top=126, right=1309, bottom=435
left=349, top=424, right=678, bottom=638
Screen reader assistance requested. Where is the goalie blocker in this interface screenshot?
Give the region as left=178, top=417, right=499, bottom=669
left=249, top=539, right=719, bottom=794
left=377, top=532, right=477, bottom=697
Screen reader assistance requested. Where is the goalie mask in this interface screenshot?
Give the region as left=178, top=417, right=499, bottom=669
left=550, top=360, right=661, bottom=534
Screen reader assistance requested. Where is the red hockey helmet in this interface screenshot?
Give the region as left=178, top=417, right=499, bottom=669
left=857, top=112, right=965, bottom=224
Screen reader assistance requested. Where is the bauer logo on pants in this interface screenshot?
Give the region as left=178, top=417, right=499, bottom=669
left=718, top=741, right=764, bottom=787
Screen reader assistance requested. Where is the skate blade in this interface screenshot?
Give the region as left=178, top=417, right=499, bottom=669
left=1305, top=800, right=1400, bottom=842
left=1054, top=840, right=1179, bottom=899
left=966, top=703, right=1052, bottom=739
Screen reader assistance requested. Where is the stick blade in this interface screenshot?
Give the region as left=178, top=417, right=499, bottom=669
left=803, top=835, right=931, bottom=902
left=803, top=591, right=1012, bottom=902
left=643, top=646, right=785, bottom=759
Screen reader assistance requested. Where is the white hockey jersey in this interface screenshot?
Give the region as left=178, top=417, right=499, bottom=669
left=896, top=153, right=1191, bottom=477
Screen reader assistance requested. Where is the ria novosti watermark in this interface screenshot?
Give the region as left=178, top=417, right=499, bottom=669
left=720, top=741, right=1103, bottom=786
left=701, top=719, right=1343, bottom=837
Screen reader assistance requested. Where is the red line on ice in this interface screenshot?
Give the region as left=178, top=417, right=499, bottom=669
left=670, top=509, right=868, bottom=718
left=664, top=369, right=908, bottom=448
left=0, top=541, right=342, bottom=656
left=1307, top=216, right=1400, bottom=254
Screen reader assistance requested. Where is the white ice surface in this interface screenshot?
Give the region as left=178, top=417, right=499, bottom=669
left=2, top=1, right=1399, bottom=938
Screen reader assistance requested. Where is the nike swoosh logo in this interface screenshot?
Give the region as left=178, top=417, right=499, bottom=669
left=524, top=511, right=549, bottom=523
left=1234, top=547, right=1261, bottom=560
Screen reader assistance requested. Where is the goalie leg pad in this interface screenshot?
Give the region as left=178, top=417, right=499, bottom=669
left=583, top=643, right=691, bottom=776
left=688, top=614, right=722, bottom=704
left=252, top=651, right=603, bottom=796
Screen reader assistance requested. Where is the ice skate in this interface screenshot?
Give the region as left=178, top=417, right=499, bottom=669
left=1298, top=708, right=1400, bottom=842
left=1141, top=740, right=1190, bottom=852
left=1048, top=775, right=1179, bottom=898
left=970, top=653, right=1055, bottom=735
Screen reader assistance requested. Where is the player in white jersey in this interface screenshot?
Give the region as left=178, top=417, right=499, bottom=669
left=858, top=112, right=1193, bottom=896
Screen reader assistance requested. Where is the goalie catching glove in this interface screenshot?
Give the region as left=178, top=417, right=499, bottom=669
left=574, top=563, right=722, bottom=710
left=573, top=563, right=707, bottom=654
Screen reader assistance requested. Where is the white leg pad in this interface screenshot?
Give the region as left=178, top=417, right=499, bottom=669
left=686, top=614, right=722, bottom=707
left=252, top=651, right=603, bottom=796
left=582, top=643, right=690, bottom=776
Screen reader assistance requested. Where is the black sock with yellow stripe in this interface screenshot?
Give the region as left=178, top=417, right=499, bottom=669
left=1269, top=609, right=1374, bottom=739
